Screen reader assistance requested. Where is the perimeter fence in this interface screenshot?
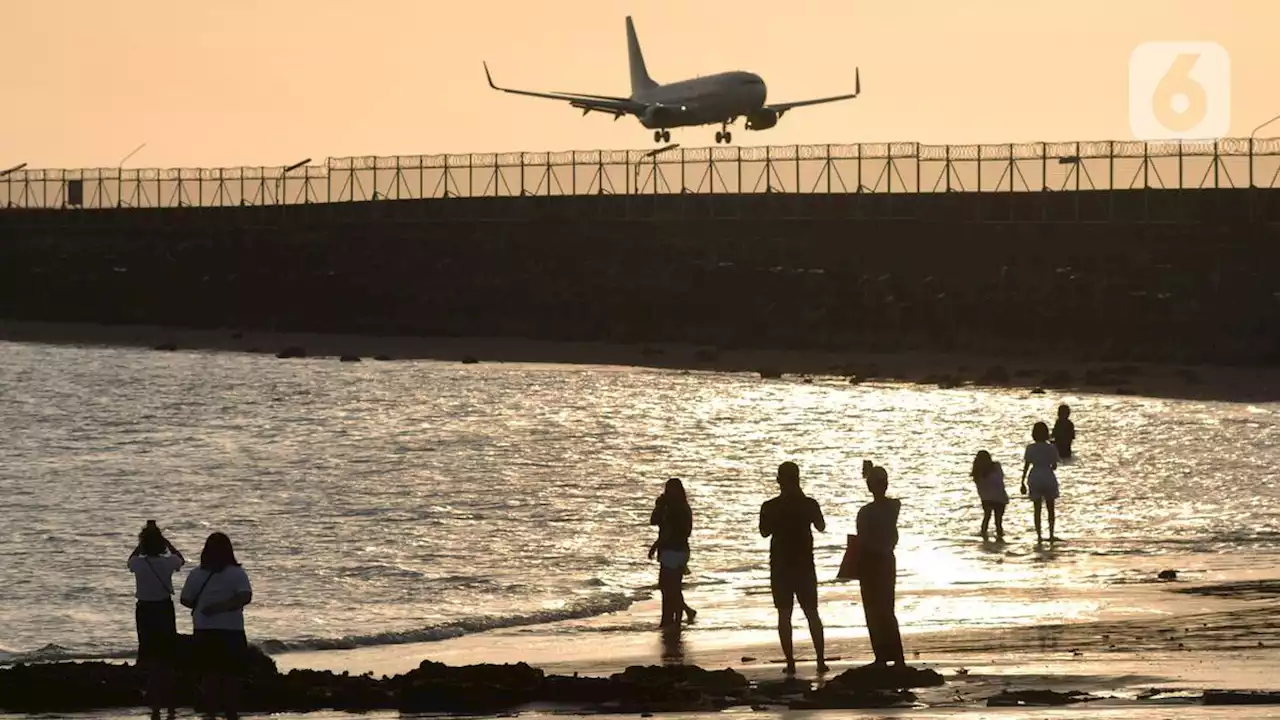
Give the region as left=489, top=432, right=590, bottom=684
left=3, top=137, right=1279, bottom=211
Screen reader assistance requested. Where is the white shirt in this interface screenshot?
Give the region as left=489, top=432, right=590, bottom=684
left=128, top=554, right=184, bottom=601
left=1024, top=442, right=1060, bottom=481
left=180, top=565, right=253, bottom=632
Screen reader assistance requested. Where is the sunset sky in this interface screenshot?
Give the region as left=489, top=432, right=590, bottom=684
left=3, top=0, right=1276, bottom=169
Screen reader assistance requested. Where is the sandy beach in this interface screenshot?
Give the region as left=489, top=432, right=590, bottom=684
left=260, top=576, right=1280, bottom=714
left=3, top=319, right=1278, bottom=403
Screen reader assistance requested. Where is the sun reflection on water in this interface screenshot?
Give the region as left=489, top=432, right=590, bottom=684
left=1, top=344, right=1278, bottom=659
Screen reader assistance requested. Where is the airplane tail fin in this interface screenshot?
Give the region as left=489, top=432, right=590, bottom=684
left=626, top=16, right=657, bottom=97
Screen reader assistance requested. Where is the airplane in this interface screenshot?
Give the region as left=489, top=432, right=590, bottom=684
left=483, top=16, right=861, bottom=145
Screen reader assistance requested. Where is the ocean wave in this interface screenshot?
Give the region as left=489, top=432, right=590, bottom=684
left=2, top=590, right=648, bottom=665
left=258, top=590, right=646, bottom=653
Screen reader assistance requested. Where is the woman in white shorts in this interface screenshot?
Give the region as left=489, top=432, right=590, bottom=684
left=1020, top=421, right=1061, bottom=543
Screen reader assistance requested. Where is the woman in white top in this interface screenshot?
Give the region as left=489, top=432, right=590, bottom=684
left=129, top=521, right=185, bottom=720
left=180, top=532, right=253, bottom=720
left=970, top=451, right=1008, bottom=541
left=1020, top=421, right=1061, bottom=543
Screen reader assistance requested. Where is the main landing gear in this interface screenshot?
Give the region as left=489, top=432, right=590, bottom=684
left=714, top=121, right=734, bottom=144
left=653, top=129, right=671, bottom=143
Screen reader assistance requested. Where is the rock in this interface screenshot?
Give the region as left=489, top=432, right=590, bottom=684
left=1158, top=569, right=1178, bottom=580
left=373, top=354, right=392, bottom=361
left=986, top=689, right=1098, bottom=707
left=276, top=346, right=306, bottom=359
left=792, top=688, right=917, bottom=710
left=1203, top=691, right=1280, bottom=705
left=153, top=342, right=177, bottom=351
left=339, top=355, right=361, bottom=363
left=826, top=664, right=945, bottom=691
left=461, top=356, right=479, bottom=364
left=758, top=367, right=783, bottom=379
left=1030, top=387, right=1046, bottom=395
left=395, top=661, right=544, bottom=713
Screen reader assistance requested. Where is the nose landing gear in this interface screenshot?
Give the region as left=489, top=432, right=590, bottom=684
left=653, top=129, right=671, bottom=143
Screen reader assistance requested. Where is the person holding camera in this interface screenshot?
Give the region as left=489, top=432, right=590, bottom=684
left=128, top=520, right=185, bottom=720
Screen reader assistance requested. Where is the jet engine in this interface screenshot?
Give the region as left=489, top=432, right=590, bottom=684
left=744, top=109, right=779, bottom=131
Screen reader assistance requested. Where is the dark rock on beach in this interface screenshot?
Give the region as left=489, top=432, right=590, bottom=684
left=826, top=664, right=946, bottom=691
left=394, top=661, right=544, bottom=713
left=0, top=657, right=756, bottom=716
left=986, top=689, right=1100, bottom=706
left=1203, top=691, right=1280, bottom=705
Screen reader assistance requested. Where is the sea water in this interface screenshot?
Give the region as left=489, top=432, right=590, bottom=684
left=2, top=340, right=1278, bottom=664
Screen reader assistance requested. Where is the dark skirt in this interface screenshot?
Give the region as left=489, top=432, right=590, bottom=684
left=193, top=628, right=249, bottom=676
left=135, top=599, right=177, bottom=664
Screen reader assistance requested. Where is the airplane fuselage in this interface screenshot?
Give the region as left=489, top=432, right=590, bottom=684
left=483, top=15, right=858, bottom=144
left=632, top=71, right=768, bottom=129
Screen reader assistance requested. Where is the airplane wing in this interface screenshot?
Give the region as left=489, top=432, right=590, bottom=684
left=484, top=62, right=646, bottom=118
left=763, top=68, right=862, bottom=117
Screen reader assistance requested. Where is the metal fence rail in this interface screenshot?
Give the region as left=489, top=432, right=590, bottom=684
left=3, top=137, right=1279, bottom=210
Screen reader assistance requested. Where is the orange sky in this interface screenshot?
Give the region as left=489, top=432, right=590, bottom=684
left=3, top=0, right=1276, bottom=169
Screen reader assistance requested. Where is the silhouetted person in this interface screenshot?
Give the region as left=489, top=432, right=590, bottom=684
left=128, top=521, right=185, bottom=720
left=180, top=532, right=253, bottom=720
left=970, top=451, right=1008, bottom=541
left=648, top=478, right=696, bottom=627
left=856, top=465, right=906, bottom=666
left=1021, top=422, right=1061, bottom=542
left=1051, top=404, right=1076, bottom=459
left=759, top=461, right=828, bottom=675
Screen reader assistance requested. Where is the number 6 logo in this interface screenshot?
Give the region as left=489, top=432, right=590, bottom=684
left=1129, top=42, right=1231, bottom=141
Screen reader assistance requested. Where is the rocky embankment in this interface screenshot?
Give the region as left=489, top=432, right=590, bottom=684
left=4, top=641, right=1280, bottom=715
left=0, top=640, right=947, bottom=714
left=2, top=199, right=1279, bottom=367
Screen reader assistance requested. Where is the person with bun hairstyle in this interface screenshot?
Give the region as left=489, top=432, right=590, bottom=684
left=855, top=464, right=906, bottom=667
left=128, top=520, right=185, bottom=720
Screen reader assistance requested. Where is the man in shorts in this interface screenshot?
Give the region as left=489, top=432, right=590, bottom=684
left=759, top=461, right=828, bottom=675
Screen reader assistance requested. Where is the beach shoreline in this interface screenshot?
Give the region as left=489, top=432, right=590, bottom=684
left=2, top=319, right=1277, bottom=403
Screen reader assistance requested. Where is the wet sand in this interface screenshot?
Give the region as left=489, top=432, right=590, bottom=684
left=3, top=319, right=1278, bottom=403
left=268, top=578, right=1280, bottom=715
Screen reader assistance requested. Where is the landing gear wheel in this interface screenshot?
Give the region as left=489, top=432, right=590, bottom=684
left=654, top=130, right=663, bottom=143
left=661, top=130, right=671, bottom=142
left=723, top=131, right=733, bottom=143
left=715, top=131, right=724, bottom=144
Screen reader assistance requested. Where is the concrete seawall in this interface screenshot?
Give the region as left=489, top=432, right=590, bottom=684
left=2, top=188, right=1279, bottom=366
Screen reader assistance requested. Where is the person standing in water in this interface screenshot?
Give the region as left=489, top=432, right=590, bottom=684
left=1051, top=404, right=1076, bottom=459
left=856, top=465, right=906, bottom=667
left=648, top=478, right=696, bottom=627
left=970, top=451, right=1008, bottom=541
left=1021, top=421, right=1061, bottom=542
left=759, top=461, right=828, bottom=676
left=128, top=520, right=185, bottom=720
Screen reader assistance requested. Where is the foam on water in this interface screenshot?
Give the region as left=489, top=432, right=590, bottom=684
left=1, top=340, right=1278, bottom=663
